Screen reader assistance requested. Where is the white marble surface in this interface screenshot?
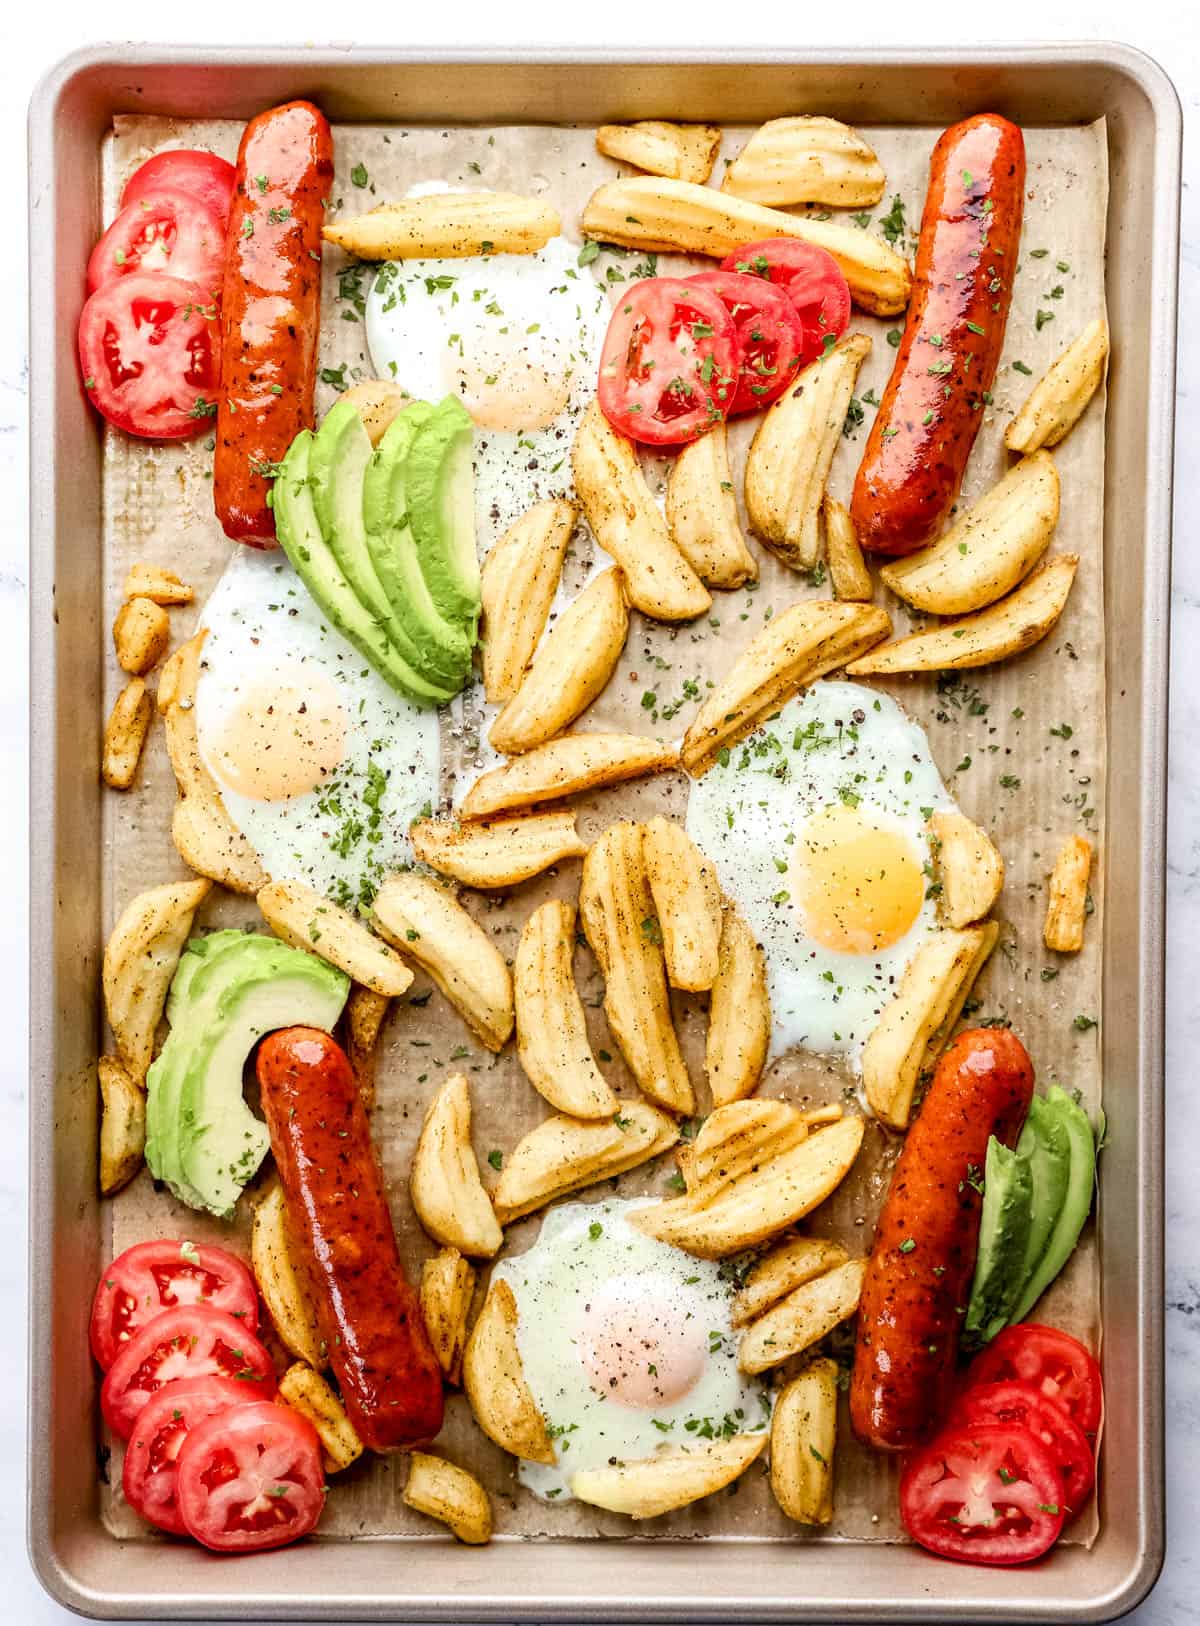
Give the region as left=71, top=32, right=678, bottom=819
left=6, top=4, right=1198, bottom=1620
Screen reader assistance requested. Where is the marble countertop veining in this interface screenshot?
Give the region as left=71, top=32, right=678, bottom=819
left=7, top=6, right=1199, bottom=1621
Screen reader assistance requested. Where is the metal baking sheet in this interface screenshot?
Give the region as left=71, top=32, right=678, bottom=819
left=27, top=44, right=1178, bottom=1622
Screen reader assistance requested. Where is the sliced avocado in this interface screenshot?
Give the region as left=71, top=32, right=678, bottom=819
left=965, top=1134, right=1033, bottom=1346
left=1012, top=1092, right=1072, bottom=1306
left=1007, top=1085, right=1096, bottom=1326
left=404, top=396, right=481, bottom=629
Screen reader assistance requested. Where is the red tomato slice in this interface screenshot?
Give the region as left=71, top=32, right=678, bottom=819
left=122, top=150, right=237, bottom=229
left=597, top=277, right=739, bottom=446
left=176, top=1401, right=326, bottom=1552
left=90, top=1239, right=259, bottom=1371
left=86, top=191, right=226, bottom=297
left=950, top=1381, right=1095, bottom=1512
left=123, top=1376, right=262, bottom=1535
left=718, top=238, right=851, bottom=367
left=685, top=270, right=806, bottom=415
left=101, top=1306, right=275, bottom=1439
left=965, top=1324, right=1103, bottom=1438
left=78, top=273, right=221, bottom=441
left=900, top=1421, right=1067, bottom=1566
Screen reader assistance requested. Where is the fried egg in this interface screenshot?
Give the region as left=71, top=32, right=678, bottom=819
left=194, top=547, right=440, bottom=909
left=686, top=680, right=958, bottom=1067
left=492, top=1199, right=769, bottom=1503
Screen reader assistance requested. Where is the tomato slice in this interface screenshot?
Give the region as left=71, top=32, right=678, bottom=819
left=90, top=1240, right=259, bottom=1371
left=122, top=150, right=237, bottom=229
left=965, top=1324, right=1103, bottom=1437
left=78, top=273, right=221, bottom=440
left=718, top=238, right=851, bottom=367
left=101, top=1305, right=275, bottom=1439
left=123, top=1376, right=262, bottom=1535
left=900, top=1421, right=1067, bottom=1566
left=86, top=190, right=226, bottom=298
left=596, top=277, right=739, bottom=446
left=950, top=1382, right=1094, bottom=1512
left=685, top=270, right=806, bottom=415
left=176, top=1401, right=326, bottom=1552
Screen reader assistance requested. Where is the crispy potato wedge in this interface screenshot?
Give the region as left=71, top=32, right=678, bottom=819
left=492, top=1100, right=679, bottom=1224
left=114, top=596, right=170, bottom=675
left=460, top=732, right=680, bottom=822
left=410, top=1074, right=503, bottom=1259
left=822, top=496, right=873, bottom=602
left=102, top=877, right=211, bottom=1081
left=462, top=1278, right=555, bottom=1463
left=571, top=1432, right=767, bottom=1518
left=861, top=922, right=999, bottom=1130
left=404, top=1452, right=493, bottom=1544
left=739, top=1258, right=866, bottom=1375
left=579, top=822, right=695, bottom=1114
left=412, top=810, right=587, bottom=888
left=420, top=1247, right=476, bottom=1386
left=124, top=562, right=193, bottom=605
left=1006, top=317, right=1109, bottom=454
left=580, top=176, right=912, bottom=316
left=769, top=1358, right=839, bottom=1523
left=731, top=1238, right=850, bottom=1327
left=258, top=879, right=413, bottom=998
left=1044, top=834, right=1094, bottom=953
left=324, top=192, right=560, bottom=259
left=344, top=984, right=390, bottom=1109
left=102, top=678, right=153, bottom=791
left=745, top=333, right=872, bottom=571
left=706, top=905, right=770, bottom=1107
left=724, top=117, right=885, bottom=208
left=480, top=499, right=576, bottom=704
left=929, top=811, right=1005, bottom=929
left=98, top=1055, right=145, bottom=1195
left=846, top=556, right=1079, bottom=675
left=278, top=1363, right=363, bottom=1473
left=335, top=378, right=411, bottom=445
left=596, top=121, right=722, bottom=185
left=251, top=1181, right=326, bottom=1369
left=373, top=873, right=514, bottom=1051
left=642, top=818, right=722, bottom=993
left=665, top=425, right=758, bottom=590
left=680, top=600, right=891, bottom=776
left=515, top=900, right=617, bottom=1119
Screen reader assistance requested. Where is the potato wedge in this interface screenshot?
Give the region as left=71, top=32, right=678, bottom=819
left=680, top=600, right=891, bottom=776
left=1006, top=317, right=1109, bottom=454
left=769, top=1358, right=839, bottom=1523
left=579, top=822, right=695, bottom=1114
left=642, top=817, right=722, bottom=993
left=846, top=556, right=1079, bottom=676
left=929, top=811, right=1005, bottom=929
left=723, top=117, right=885, bottom=209
left=822, top=496, right=873, bottom=602
left=404, top=1452, right=492, bottom=1544
left=335, top=378, right=411, bottom=445
left=251, top=1181, right=326, bottom=1369
left=324, top=192, right=560, bottom=259
left=420, top=1247, right=476, bottom=1386
left=460, top=732, right=680, bottom=822
left=665, top=426, right=758, bottom=590
left=489, top=568, right=629, bottom=755
left=492, top=1101, right=679, bottom=1225
left=596, top=121, right=722, bottom=185
left=480, top=499, right=576, bottom=704
left=739, top=1258, right=866, bottom=1375
left=258, top=879, right=413, bottom=998
left=861, top=922, right=999, bottom=1130
left=102, top=877, right=211, bottom=1081
left=344, top=984, right=390, bottom=1110
left=373, top=873, right=513, bottom=1051
left=580, top=176, right=912, bottom=316
left=731, top=1238, right=850, bottom=1327
left=98, top=1055, right=145, bottom=1195
left=706, top=906, right=770, bottom=1107
left=410, top=1074, right=503, bottom=1258
left=114, top=596, right=170, bottom=675
left=572, top=1431, right=767, bottom=1518
left=745, top=333, right=872, bottom=571
left=515, top=900, right=617, bottom=1119
left=102, top=679, right=153, bottom=790
left=412, top=809, right=587, bottom=889
left=1044, top=834, right=1094, bottom=953
left=123, top=562, right=193, bottom=605
left=462, top=1278, right=555, bottom=1463
left=879, top=453, right=1060, bottom=615
left=278, top=1363, right=363, bottom=1473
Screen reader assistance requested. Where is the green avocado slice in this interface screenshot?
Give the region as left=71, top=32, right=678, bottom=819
left=1007, top=1084, right=1096, bottom=1326
left=1012, top=1092, right=1073, bottom=1306
left=404, top=396, right=481, bottom=630
left=965, top=1135, right=1034, bottom=1346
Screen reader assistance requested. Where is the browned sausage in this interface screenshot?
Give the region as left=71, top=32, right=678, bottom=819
left=850, top=115, right=1025, bottom=556
left=213, top=101, right=332, bottom=546
left=850, top=1027, right=1034, bottom=1452
left=257, top=1027, right=444, bottom=1451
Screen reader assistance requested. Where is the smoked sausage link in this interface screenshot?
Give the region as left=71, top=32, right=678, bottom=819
left=214, top=101, right=333, bottom=546
left=849, top=1027, right=1034, bottom=1452
left=850, top=115, right=1025, bottom=556
left=257, top=1027, right=444, bottom=1451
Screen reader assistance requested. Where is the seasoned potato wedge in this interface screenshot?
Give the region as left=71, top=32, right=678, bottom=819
left=460, top=732, right=679, bottom=822
left=123, top=562, right=193, bottom=605
left=571, top=1432, right=767, bottom=1518
left=680, top=600, right=890, bottom=775
left=580, top=176, right=912, bottom=316
left=410, top=1074, right=503, bottom=1259
left=114, top=596, right=170, bottom=675
left=579, top=822, right=694, bottom=1114
left=861, top=922, right=999, bottom=1130
left=1006, top=317, right=1109, bottom=454
left=344, top=984, right=390, bottom=1109
left=769, top=1358, right=839, bottom=1523
left=1044, top=834, right=1094, bottom=953
left=462, top=1278, right=555, bottom=1463
left=731, top=1238, right=850, bottom=1327
left=373, top=873, right=514, bottom=1051
left=489, top=568, right=628, bottom=755
left=278, top=1363, right=363, bottom=1473
left=846, top=556, right=1079, bottom=675
left=251, top=1181, right=326, bottom=1369
left=492, top=1101, right=679, bottom=1225
left=480, top=499, right=576, bottom=704
left=515, top=900, right=617, bottom=1119
left=258, top=879, right=413, bottom=998
left=335, top=378, right=411, bottom=445
left=324, top=192, right=559, bottom=259
left=420, top=1247, right=476, bottom=1386
left=404, top=1452, right=492, bottom=1545
left=98, top=1055, right=145, bottom=1195
left=102, top=877, right=211, bottom=1081
left=596, top=120, right=722, bottom=185
left=665, top=426, right=758, bottom=590
left=822, top=496, right=873, bottom=602
left=739, top=1259, right=866, bottom=1375
left=724, top=117, right=885, bottom=208
left=102, top=678, right=153, bottom=790
left=929, top=811, right=1005, bottom=929
left=706, top=905, right=770, bottom=1107
left=412, top=809, right=587, bottom=888
left=642, top=817, right=723, bottom=993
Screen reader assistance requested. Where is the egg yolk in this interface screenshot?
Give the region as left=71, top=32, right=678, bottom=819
left=208, top=669, right=347, bottom=801
left=792, top=803, right=925, bottom=955
left=576, top=1275, right=706, bottom=1408
left=455, top=334, right=571, bottom=431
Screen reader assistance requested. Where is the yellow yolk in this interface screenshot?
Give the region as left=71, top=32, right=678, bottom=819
left=455, top=343, right=571, bottom=431
left=792, top=803, right=925, bottom=955
left=208, top=671, right=346, bottom=801
left=576, top=1276, right=706, bottom=1408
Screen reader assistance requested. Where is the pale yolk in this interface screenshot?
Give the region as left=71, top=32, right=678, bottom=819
left=209, top=671, right=346, bottom=801
left=576, top=1276, right=706, bottom=1409
left=792, top=803, right=924, bottom=955
left=454, top=336, right=570, bottom=431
